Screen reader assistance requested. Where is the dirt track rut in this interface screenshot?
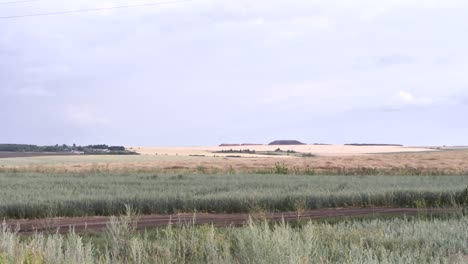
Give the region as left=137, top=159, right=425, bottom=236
left=4, top=208, right=451, bottom=234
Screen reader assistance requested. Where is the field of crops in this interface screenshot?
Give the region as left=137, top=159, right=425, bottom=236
left=1, top=212, right=466, bottom=263
left=1, top=150, right=467, bottom=175
left=0, top=172, right=466, bottom=219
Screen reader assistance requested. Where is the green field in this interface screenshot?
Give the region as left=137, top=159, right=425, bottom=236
left=0, top=168, right=467, bottom=263
left=1, top=213, right=466, bottom=263
left=0, top=172, right=466, bottom=219
left=0, top=155, right=185, bottom=167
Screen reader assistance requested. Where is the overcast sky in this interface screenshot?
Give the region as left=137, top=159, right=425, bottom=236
left=1, top=0, right=467, bottom=146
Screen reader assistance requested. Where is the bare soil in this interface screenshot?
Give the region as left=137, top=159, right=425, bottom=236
left=4, top=208, right=452, bottom=234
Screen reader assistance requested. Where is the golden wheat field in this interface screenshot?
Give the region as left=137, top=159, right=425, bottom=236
left=128, top=144, right=434, bottom=157
left=1, top=145, right=467, bottom=174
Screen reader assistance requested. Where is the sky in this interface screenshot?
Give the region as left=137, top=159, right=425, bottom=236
left=1, top=0, right=467, bottom=146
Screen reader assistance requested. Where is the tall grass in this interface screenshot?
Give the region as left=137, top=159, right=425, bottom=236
left=1, top=164, right=467, bottom=176
left=0, top=215, right=467, bottom=263
left=1, top=153, right=468, bottom=176
left=0, top=172, right=466, bottom=219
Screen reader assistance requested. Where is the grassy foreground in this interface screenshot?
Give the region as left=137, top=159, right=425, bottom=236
left=0, top=172, right=466, bottom=219
left=0, top=213, right=467, bottom=263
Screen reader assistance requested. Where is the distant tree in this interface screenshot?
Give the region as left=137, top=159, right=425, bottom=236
left=87, top=144, right=109, bottom=149
left=108, top=146, right=125, bottom=151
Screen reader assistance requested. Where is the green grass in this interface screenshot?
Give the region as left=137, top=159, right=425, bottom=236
left=0, top=172, right=466, bottom=219
left=1, top=214, right=467, bottom=263
left=0, top=155, right=188, bottom=167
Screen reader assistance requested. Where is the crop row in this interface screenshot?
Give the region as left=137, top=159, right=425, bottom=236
left=0, top=173, right=466, bottom=219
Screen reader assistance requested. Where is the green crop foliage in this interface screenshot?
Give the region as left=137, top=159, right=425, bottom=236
left=0, top=172, right=466, bottom=219
left=0, top=215, right=467, bottom=263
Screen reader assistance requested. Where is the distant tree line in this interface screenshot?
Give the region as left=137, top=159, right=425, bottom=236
left=214, top=149, right=257, bottom=154
left=0, top=144, right=43, bottom=152
left=0, top=144, right=137, bottom=155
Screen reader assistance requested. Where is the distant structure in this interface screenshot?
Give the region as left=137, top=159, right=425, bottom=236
left=268, top=140, right=306, bottom=145
left=219, top=144, right=242, bottom=147
left=219, top=143, right=264, bottom=147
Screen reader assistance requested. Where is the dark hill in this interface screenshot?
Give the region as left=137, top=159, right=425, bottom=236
left=269, top=140, right=306, bottom=145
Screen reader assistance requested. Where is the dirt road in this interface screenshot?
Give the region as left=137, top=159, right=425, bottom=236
left=4, top=208, right=452, bottom=234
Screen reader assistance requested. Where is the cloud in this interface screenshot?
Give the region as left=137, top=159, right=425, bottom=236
left=357, top=91, right=459, bottom=114
left=451, top=94, right=468, bottom=106
left=257, top=80, right=344, bottom=104
left=398, top=91, right=414, bottom=102
left=352, top=54, right=416, bottom=70
left=387, top=91, right=460, bottom=112
left=5, top=86, right=54, bottom=97
left=354, top=0, right=452, bottom=21
left=276, top=16, right=336, bottom=38
left=65, top=105, right=110, bottom=126
left=251, top=80, right=380, bottom=116
left=1, top=0, right=468, bottom=146
left=214, top=15, right=336, bottom=39
left=461, top=96, right=468, bottom=105
left=377, top=55, right=414, bottom=67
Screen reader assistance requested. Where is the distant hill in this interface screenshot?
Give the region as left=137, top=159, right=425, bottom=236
left=268, top=140, right=306, bottom=145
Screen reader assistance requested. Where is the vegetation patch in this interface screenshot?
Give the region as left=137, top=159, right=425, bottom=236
left=0, top=144, right=138, bottom=156
left=0, top=212, right=466, bottom=263
left=0, top=172, right=466, bottom=219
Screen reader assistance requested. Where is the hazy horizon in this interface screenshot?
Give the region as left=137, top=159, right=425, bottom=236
left=0, top=141, right=464, bottom=148
left=1, top=0, right=467, bottom=146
